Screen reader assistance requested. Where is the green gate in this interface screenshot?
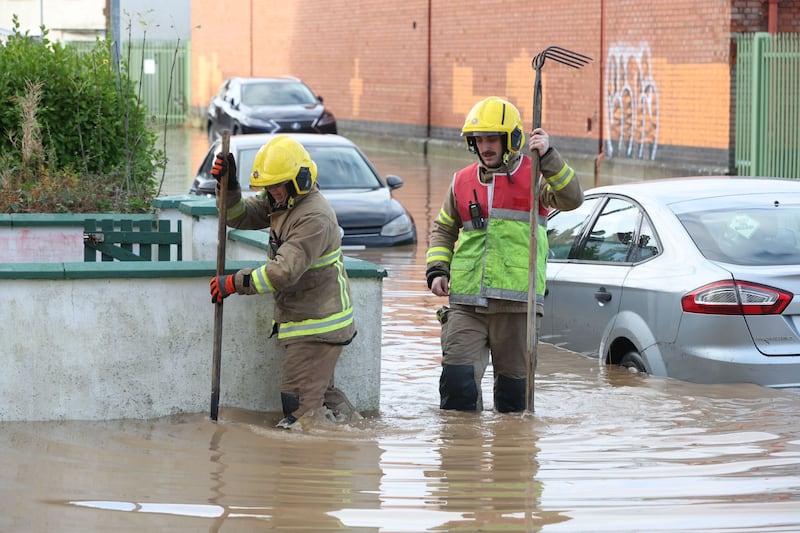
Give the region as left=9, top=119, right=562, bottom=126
left=84, top=219, right=182, bottom=262
left=735, top=33, right=800, bottom=178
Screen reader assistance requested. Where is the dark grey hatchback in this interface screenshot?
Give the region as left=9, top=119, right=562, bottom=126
left=189, top=133, right=417, bottom=248
left=206, top=77, right=337, bottom=143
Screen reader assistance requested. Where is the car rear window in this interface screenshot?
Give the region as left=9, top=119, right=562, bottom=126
left=677, top=200, right=800, bottom=266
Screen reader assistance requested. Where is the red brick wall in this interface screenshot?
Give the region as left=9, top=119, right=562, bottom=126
left=780, top=1, right=800, bottom=32
left=191, top=1, right=799, bottom=169
left=732, top=0, right=800, bottom=33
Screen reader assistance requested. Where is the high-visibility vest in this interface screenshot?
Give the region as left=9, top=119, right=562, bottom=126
left=448, top=157, right=548, bottom=307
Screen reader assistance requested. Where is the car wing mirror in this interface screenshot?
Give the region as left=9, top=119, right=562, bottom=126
left=385, top=174, right=404, bottom=190
left=317, top=95, right=324, bottom=103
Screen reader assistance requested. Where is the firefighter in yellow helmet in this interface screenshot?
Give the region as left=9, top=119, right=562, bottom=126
left=208, top=135, right=359, bottom=429
left=425, top=96, right=583, bottom=412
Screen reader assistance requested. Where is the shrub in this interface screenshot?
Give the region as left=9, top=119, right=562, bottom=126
left=0, top=16, right=164, bottom=213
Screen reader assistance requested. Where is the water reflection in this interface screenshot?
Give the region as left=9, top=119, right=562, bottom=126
left=154, top=125, right=215, bottom=197
left=1, top=127, right=799, bottom=531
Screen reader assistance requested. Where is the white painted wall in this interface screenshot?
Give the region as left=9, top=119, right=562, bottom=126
left=0, top=199, right=385, bottom=421
left=0, top=269, right=382, bottom=421
left=0, top=0, right=105, bottom=40
left=0, top=0, right=191, bottom=41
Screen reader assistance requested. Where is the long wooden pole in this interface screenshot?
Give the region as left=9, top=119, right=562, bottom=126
left=525, top=70, right=543, bottom=413
left=210, top=131, right=231, bottom=421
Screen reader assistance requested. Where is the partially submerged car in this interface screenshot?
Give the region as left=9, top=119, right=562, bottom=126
left=543, top=176, right=800, bottom=389
left=189, top=133, right=416, bottom=248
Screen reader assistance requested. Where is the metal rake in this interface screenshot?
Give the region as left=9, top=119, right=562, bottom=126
left=525, top=46, right=592, bottom=413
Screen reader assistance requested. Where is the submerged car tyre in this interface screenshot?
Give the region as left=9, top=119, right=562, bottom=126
left=619, top=351, right=647, bottom=374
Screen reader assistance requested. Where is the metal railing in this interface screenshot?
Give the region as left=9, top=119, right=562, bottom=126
left=736, top=33, right=800, bottom=178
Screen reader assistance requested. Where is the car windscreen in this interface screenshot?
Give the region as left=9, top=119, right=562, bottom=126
left=238, top=145, right=383, bottom=190
left=676, top=197, right=800, bottom=266
left=240, top=82, right=318, bottom=106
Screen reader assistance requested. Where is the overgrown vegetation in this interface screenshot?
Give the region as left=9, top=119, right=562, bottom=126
left=0, top=16, right=164, bottom=213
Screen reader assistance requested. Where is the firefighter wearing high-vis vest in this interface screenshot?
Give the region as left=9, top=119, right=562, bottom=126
left=209, top=135, right=360, bottom=430
left=425, top=96, right=584, bottom=413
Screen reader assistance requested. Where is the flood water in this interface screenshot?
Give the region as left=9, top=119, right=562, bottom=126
left=2, top=127, right=799, bottom=532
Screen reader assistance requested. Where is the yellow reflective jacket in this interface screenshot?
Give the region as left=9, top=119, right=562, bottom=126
left=426, top=149, right=583, bottom=315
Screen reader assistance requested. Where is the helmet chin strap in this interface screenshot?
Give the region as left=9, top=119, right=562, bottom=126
left=266, top=180, right=300, bottom=211
left=477, top=149, right=509, bottom=170
left=267, top=191, right=294, bottom=211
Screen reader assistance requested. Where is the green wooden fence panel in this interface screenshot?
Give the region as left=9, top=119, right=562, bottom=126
left=83, top=219, right=182, bottom=262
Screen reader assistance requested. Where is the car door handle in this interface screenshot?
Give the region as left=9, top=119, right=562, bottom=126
left=594, top=287, right=612, bottom=303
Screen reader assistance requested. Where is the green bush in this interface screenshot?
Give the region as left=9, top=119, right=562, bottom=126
left=0, top=16, right=164, bottom=213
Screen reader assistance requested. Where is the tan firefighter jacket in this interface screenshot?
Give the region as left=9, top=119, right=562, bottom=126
left=218, top=185, right=356, bottom=345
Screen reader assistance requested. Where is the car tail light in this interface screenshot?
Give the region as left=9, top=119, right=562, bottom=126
left=681, top=280, right=792, bottom=315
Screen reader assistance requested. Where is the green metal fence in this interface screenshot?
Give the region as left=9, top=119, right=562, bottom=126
left=122, top=41, right=191, bottom=125
left=736, top=33, right=800, bottom=178
left=69, top=39, right=191, bottom=125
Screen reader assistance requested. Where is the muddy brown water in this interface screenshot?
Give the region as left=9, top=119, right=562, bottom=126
left=2, top=127, right=798, bottom=532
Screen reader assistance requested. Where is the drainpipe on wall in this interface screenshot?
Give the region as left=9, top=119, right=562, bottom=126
left=593, top=0, right=606, bottom=187
left=106, top=0, right=121, bottom=77
left=764, top=0, right=779, bottom=34
left=425, top=0, right=432, bottom=155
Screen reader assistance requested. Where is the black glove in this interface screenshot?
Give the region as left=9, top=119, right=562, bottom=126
left=211, top=152, right=238, bottom=191
left=426, top=267, right=449, bottom=289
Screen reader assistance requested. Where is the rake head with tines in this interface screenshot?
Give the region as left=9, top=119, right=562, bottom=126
left=531, top=46, right=592, bottom=71
left=530, top=46, right=592, bottom=130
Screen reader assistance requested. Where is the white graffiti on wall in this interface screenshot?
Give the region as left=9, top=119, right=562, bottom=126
left=605, top=43, right=660, bottom=160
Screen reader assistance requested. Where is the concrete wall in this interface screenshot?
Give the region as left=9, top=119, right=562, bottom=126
left=0, top=261, right=382, bottom=422
left=0, top=213, right=161, bottom=263
left=0, top=199, right=386, bottom=422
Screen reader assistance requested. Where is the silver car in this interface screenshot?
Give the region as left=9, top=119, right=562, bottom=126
left=542, top=176, right=800, bottom=388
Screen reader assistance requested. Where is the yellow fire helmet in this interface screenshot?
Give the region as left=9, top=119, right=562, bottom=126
left=461, top=96, right=525, bottom=157
left=250, top=135, right=318, bottom=195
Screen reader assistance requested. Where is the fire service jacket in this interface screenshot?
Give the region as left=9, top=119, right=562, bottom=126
left=219, top=185, right=356, bottom=345
left=425, top=148, right=583, bottom=315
